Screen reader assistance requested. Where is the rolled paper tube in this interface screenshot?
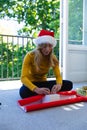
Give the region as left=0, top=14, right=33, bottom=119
left=24, top=96, right=86, bottom=112
left=18, top=90, right=87, bottom=112
left=18, top=91, right=76, bottom=106
left=18, top=95, right=44, bottom=106
left=58, top=90, right=77, bottom=95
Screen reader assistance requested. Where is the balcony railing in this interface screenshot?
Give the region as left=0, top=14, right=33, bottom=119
left=0, top=34, right=59, bottom=81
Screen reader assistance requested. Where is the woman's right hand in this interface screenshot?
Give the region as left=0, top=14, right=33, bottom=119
left=34, top=87, right=50, bottom=95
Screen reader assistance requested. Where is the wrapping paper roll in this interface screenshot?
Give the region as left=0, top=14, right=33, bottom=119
left=18, top=90, right=87, bottom=112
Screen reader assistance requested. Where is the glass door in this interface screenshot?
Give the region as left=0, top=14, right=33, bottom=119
left=60, top=0, right=87, bottom=82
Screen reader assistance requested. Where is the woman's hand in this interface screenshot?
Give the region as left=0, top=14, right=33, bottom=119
left=51, top=84, right=62, bottom=94
left=34, top=87, right=50, bottom=95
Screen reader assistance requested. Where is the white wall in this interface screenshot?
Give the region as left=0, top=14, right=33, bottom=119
left=66, top=44, right=87, bottom=82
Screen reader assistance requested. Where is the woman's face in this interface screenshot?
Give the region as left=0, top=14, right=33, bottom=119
left=40, top=43, right=53, bottom=56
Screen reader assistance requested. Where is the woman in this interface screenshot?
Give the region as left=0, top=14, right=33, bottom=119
left=19, top=29, right=73, bottom=98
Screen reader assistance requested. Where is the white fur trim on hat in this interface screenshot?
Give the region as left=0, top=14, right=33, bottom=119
left=33, top=35, right=57, bottom=47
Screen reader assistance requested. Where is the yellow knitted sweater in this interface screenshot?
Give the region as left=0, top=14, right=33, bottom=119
left=21, top=52, right=62, bottom=91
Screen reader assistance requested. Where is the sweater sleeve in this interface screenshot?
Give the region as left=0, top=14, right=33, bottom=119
left=21, top=53, right=37, bottom=91
left=53, top=65, right=62, bottom=85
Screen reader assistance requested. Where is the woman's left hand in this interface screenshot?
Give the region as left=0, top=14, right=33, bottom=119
left=51, top=84, right=62, bottom=94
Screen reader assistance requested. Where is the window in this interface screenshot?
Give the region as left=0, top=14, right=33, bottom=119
left=68, top=0, right=83, bottom=45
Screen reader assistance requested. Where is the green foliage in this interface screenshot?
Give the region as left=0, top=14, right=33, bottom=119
left=0, top=0, right=83, bottom=42
left=0, top=39, right=36, bottom=79
left=68, top=0, right=83, bottom=43
left=0, top=0, right=83, bottom=79
left=0, top=0, right=60, bottom=38
left=0, top=36, right=59, bottom=79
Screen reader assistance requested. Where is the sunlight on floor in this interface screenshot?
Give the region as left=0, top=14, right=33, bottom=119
left=0, top=80, right=21, bottom=90
left=62, top=102, right=84, bottom=111
left=0, top=80, right=87, bottom=90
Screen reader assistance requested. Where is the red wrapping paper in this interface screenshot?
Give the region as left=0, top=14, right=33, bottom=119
left=18, top=90, right=87, bottom=112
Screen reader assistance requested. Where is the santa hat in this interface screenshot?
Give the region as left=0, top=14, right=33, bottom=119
left=33, top=29, right=57, bottom=47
